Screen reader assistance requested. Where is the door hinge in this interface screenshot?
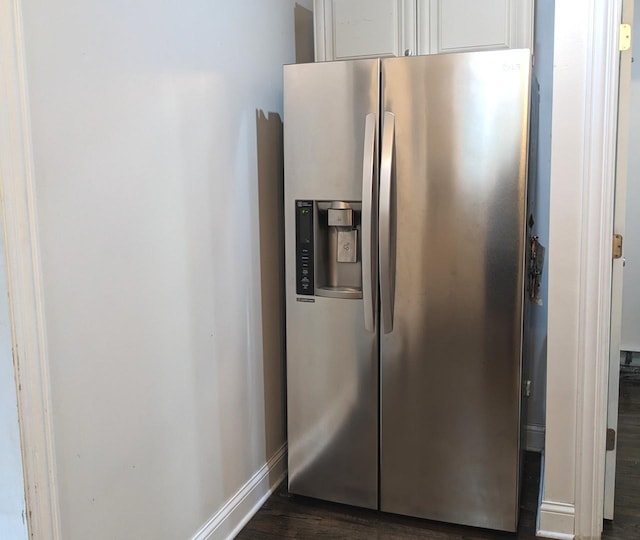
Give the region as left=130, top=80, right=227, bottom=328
left=613, top=234, right=623, bottom=259
left=606, top=428, right=616, bottom=451
left=620, top=23, right=632, bottom=51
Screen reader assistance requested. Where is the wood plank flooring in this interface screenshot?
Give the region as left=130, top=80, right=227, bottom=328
left=602, top=371, right=640, bottom=540
left=238, top=455, right=540, bottom=538
left=239, top=375, right=640, bottom=539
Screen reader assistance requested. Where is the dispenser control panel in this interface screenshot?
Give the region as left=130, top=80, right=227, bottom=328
left=296, top=200, right=314, bottom=295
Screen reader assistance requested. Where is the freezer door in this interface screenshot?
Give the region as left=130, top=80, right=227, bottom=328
left=379, top=50, right=530, bottom=531
left=284, top=59, right=380, bottom=509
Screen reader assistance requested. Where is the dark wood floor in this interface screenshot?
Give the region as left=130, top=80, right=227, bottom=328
left=602, top=370, right=640, bottom=540
left=239, top=375, right=640, bottom=539
left=239, top=456, right=539, bottom=539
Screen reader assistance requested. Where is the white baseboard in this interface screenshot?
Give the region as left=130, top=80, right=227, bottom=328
left=525, top=424, right=545, bottom=452
left=536, top=453, right=575, bottom=540
left=537, top=500, right=575, bottom=539
left=536, top=530, right=575, bottom=540
left=191, top=444, right=287, bottom=540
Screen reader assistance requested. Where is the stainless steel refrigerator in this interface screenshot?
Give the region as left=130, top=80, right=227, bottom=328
left=283, top=49, right=530, bottom=532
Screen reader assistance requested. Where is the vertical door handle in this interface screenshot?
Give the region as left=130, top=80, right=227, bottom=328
left=379, top=112, right=395, bottom=334
left=362, top=113, right=377, bottom=332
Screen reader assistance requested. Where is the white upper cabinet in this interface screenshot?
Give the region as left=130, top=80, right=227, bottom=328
left=425, top=0, right=532, bottom=54
left=314, top=0, right=417, bottom=61
left=315, top=0, right=533, bottom=61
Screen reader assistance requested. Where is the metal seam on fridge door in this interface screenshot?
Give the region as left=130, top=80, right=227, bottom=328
left=515, top=56, right=533, bottom=524
left=377, top=66, right=382, bottom=513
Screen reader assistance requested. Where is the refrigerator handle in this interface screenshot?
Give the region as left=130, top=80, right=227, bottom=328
left=362, top=112, right=377, bottom=333
left=379, top=112, right=395, bottom=334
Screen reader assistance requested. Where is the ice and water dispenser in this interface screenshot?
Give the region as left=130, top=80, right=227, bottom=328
left=295, top=200, right=362, bottom=299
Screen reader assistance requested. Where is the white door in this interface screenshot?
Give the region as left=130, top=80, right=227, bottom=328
left=621, top=8, right=640, bottom=355
left=604, top=0, right=634, bottom=520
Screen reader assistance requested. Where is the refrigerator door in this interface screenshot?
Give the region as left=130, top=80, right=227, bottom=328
left=379, top=50, right=530, bottom=531
left=284, top=59, right=380, bottom=509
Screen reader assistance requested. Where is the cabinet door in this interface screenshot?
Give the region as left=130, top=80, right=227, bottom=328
left=424, top=0, right=532, bottom=55
left=314, top=0, right=416, bottom=61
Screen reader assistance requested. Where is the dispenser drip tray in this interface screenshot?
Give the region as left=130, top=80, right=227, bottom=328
left=315, top=286, right=363, bottom=300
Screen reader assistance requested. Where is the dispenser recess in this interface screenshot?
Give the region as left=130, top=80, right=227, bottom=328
left=294, top=200, right=363, bottom=299
left=315, top=201, right=362, bottom=299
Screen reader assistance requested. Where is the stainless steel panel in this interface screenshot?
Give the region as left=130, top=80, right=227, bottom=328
left=284, top=60, right=380, bottom=200
left=284, top=59, right=379, bottom=509
left=379, top=50, right=530, bottom=531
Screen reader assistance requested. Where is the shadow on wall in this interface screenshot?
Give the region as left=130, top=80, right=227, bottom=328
left=256, top=110, right=286, bottom=466
left=255, top=0, right=312, bottom=473
left=295, top=3, right=314, bottom=64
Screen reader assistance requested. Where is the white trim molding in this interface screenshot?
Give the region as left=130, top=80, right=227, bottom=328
left=537, top=533, right=575, bottom=540
left=573, top=0, right=621, bottom=539
left=191, top=444, right=288, bottom=540
left=538, top=501, right=576, bottom=540
left=545, top=1, right=622, bottom=539
left=0, top=0, right=60, bottom=538
left=312, top=0, right=326, bottom=61
left=537, top=452, right=574, bottom=539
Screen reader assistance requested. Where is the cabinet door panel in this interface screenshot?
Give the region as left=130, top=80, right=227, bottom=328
left=433, top=0, right=510, bottom=52
left=316, top=0, right=416, bottom=61
left=427, top=0, right=531, bottom=54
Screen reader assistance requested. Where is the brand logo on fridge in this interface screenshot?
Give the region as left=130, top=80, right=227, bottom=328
left=502, top=63, right=521, bottom=72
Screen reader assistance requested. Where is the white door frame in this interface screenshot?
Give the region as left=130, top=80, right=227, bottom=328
left=0, top=0, right=60, bottom=538
left=561, top=0, right=622, bottom=539
left=543, top=1, right=622, bottom=539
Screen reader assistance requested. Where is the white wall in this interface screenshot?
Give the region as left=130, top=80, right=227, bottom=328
left=20, top=1, right=311, bottom=538
left=0, top=229, right=28, bottom=540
